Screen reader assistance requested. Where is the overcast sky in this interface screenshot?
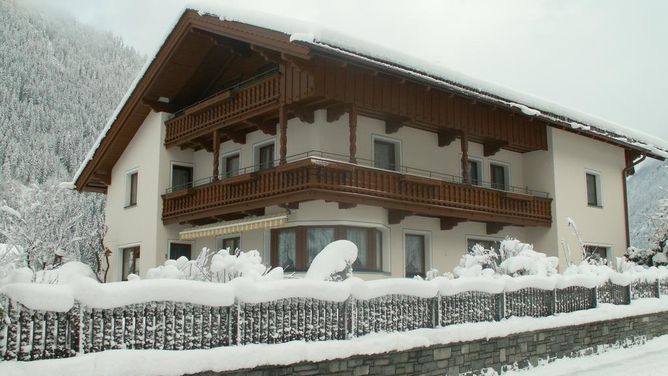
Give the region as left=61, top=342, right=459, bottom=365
left=24, top=0, right=668, bottom=144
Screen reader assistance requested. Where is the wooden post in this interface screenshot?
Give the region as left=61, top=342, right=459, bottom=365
left=212, top=130, right=220, bottom=181
left=349, top=104, right=357, bottom=163
left=460, top=132, right=470, bottom=184
left=279, top=105, right=287, bottom=165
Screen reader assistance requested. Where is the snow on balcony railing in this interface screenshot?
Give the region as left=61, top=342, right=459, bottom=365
left=2, top=271, right=667, bottom=362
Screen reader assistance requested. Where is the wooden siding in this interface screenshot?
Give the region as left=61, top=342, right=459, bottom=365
left=162, top=158, right=552, bottom=227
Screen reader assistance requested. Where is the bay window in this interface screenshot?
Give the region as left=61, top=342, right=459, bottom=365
left=271, top=226, right=382, bottom=271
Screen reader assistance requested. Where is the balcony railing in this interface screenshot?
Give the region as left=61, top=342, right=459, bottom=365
left=164, top=69, right=281, bottom=146
left=162, top=151, right=552, bottom=226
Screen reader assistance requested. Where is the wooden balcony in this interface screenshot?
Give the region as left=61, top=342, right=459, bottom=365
left=164, top=71, right=281, bottom=147
left=162, top=154, right=552, bottom=228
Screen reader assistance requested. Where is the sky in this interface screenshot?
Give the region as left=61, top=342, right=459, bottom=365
left=22, top=0, right=668, bottom=145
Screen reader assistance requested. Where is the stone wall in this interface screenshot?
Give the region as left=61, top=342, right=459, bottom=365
left=193, top=310, right=668, bottom=376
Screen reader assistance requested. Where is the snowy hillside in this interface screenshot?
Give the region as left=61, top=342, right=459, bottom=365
left=0, top=0, right=143, bottom=269
left=628, top=160, right=668, bottom=248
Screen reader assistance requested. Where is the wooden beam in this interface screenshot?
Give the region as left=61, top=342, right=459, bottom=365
left=486, top=223, right=506, bottom=235
left=461, top=132, right=470, bottom=184
left=349, top=104, right=357, bottom=163
left=244, top=119, right=277, bottom=136
left=338, top=202, right=357, bottom=210
left=141, top=97, right=175, bottom=113
left=93, top=171, right=111, bottom=185
left=250, top=44, right=281, bottom=62
left=294, top=107, right=315, bottom=124
left=483, top=140, right=509, bottom=157
left=388, top=209, right=410, bottom=225
left=385, top=116, right=408, bottom=134
left=440, top=217, right=466, bottom=231
left=326, top=103, right=348, bottom=122
left=437, top=129, right=460, bottom=147
left=212, top=130, right=220, bottom=180
left=279, top=105, right=287, bottom=165
left=222, top=130, right=246, bottom=144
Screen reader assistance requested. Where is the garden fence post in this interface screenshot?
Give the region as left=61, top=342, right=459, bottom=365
left=626, top=284, right=632, bottom=305
left=655, top=280, right=661, bottom=298
left=435, top=294, right=442, bottom=328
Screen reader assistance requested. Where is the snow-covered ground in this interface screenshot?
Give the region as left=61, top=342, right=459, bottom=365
left=2, top=298, right=668, bottom=376
left=497, top=334, right=668, bottom=376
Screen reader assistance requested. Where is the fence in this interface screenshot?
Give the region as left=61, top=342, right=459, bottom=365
left=0, top=277, right=665, bottom=362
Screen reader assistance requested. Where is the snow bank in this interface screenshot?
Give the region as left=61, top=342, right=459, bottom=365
left=1, top=283, right=74, bottom=312
left=305, top=240, right=357, bottom=281
left=349, top=277, right=438, bottom=300
left=438, top=277, right=506, bottom=296
left=231, top=277, right=350, bottom=304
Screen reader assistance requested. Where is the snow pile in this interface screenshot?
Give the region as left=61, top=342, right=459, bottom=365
left=305, top=240, right=358, bottom=281
left=144, top=247, right=276, bottom=283
left=231, top=277, right=350, bottom=304
left=499, top=238, right=559, bottom=277
left=0, top=261, right=96, bottom=287
left=349, top=277, right=438, bottom=300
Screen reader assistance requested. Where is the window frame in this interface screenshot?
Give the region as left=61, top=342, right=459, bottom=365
left=403, top=231, right=429, bottom=278
left=585, top=171, right=603, bottom=208
left=124, top=169, right=139, bottom=208
left=467, top=158, right=483, bottom=186
left=489, top=161, right=510, bottom=191
left=120, top=245, right=140, bottom=281
left=372, top=135, right=402, bottom=172
left=216, top=236, right=241, bottom=252
left=170, top=162, right=193, bottom=191
left=168, top=240, right=193, bottom=260
left=253, top=139, right=276, bottom=171
left=584, top=244, right=610, bottom=261
left=271, top=225, right=383, bottom=272
left=221, top=151, right=241, bottom=178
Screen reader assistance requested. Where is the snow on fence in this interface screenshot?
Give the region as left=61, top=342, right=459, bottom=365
left=0, top=276, right=666, bottom=362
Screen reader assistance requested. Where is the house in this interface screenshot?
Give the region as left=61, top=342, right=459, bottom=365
left=73, top=8, right=667, bottom=282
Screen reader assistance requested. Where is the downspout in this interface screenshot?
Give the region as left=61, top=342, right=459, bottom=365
left=622, top=152, right=646, bottom=248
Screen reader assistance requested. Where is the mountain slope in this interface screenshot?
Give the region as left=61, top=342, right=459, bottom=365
left=0, top=0, right=143, bottom=270
left=628, top=160, right=668, bottom=248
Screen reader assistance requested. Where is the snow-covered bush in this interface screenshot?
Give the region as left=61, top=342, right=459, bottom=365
left=498, top=238, right=558, bottom=276
left=144, top=247, right=280, bottom=283
left=0, top=260, right=97, bottom=287
left=454, top=237, right=558, bottom=278
left=305, top=240, right=358, bottom=281
left=624, top=245, right=667, bottom=267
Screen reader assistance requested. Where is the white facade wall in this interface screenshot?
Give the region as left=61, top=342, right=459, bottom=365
left=103, top=109, right=629, bottom=281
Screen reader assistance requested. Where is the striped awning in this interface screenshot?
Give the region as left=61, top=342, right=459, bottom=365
left=179, top=214, right=288, bottom=240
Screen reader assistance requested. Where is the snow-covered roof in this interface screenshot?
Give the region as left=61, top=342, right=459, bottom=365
left=72, top=2, right=668, bottom=188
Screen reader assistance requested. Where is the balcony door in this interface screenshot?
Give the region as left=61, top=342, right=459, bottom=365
left=258, top=143, right=275, bottom=171
left=374, top=139, right=398, bottom=171
left=171, top=164, right=193, bottom=190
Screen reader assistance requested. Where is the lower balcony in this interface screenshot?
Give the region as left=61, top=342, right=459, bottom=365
left=161, top=151, right=552, bottom=229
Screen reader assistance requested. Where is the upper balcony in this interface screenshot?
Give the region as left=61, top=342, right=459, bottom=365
left=164, top=68, right=282, bottom=147
left=162, top=151, right=552, bottom=230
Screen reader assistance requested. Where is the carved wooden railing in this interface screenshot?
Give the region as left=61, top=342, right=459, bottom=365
left=164, top=72, right=281, bottom=146
left=162, top=157, right=552, bottom=226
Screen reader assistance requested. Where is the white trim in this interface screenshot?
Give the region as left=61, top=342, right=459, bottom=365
left=585, top=169, right=603, bottom=208
left=402, top=229, right=431, bottom=277
left=371, top=134, right=402, bottom=171
left=167, top=239, right=194, bottom=260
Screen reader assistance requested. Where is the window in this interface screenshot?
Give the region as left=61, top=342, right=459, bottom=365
left=586, top=172, right=602, bottom=207
left=405, top=234, right=426, bottom=278
left=171, top=165, right=193, bottom=191
left=217, top=236, right=240, bottom=252
left=258, top=143, right=275, bottom=171
left=466, top=238, right=501, bottom=253
left=224, top=154, right=240, bottom=178
left=271, top=226, right=382, bottom=271
left=169, top=242, right=192, bottom=260
left=125, top=171, right=138, bottom=207
left=121, top=246, right=139, bottom=281
left=584, top=245, right=609, bottom=261
left=490, top=163, right=508, bottom=191
left=468, top=159, right=482, bottom=185
left=373, top=139, right=399, bottom=171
